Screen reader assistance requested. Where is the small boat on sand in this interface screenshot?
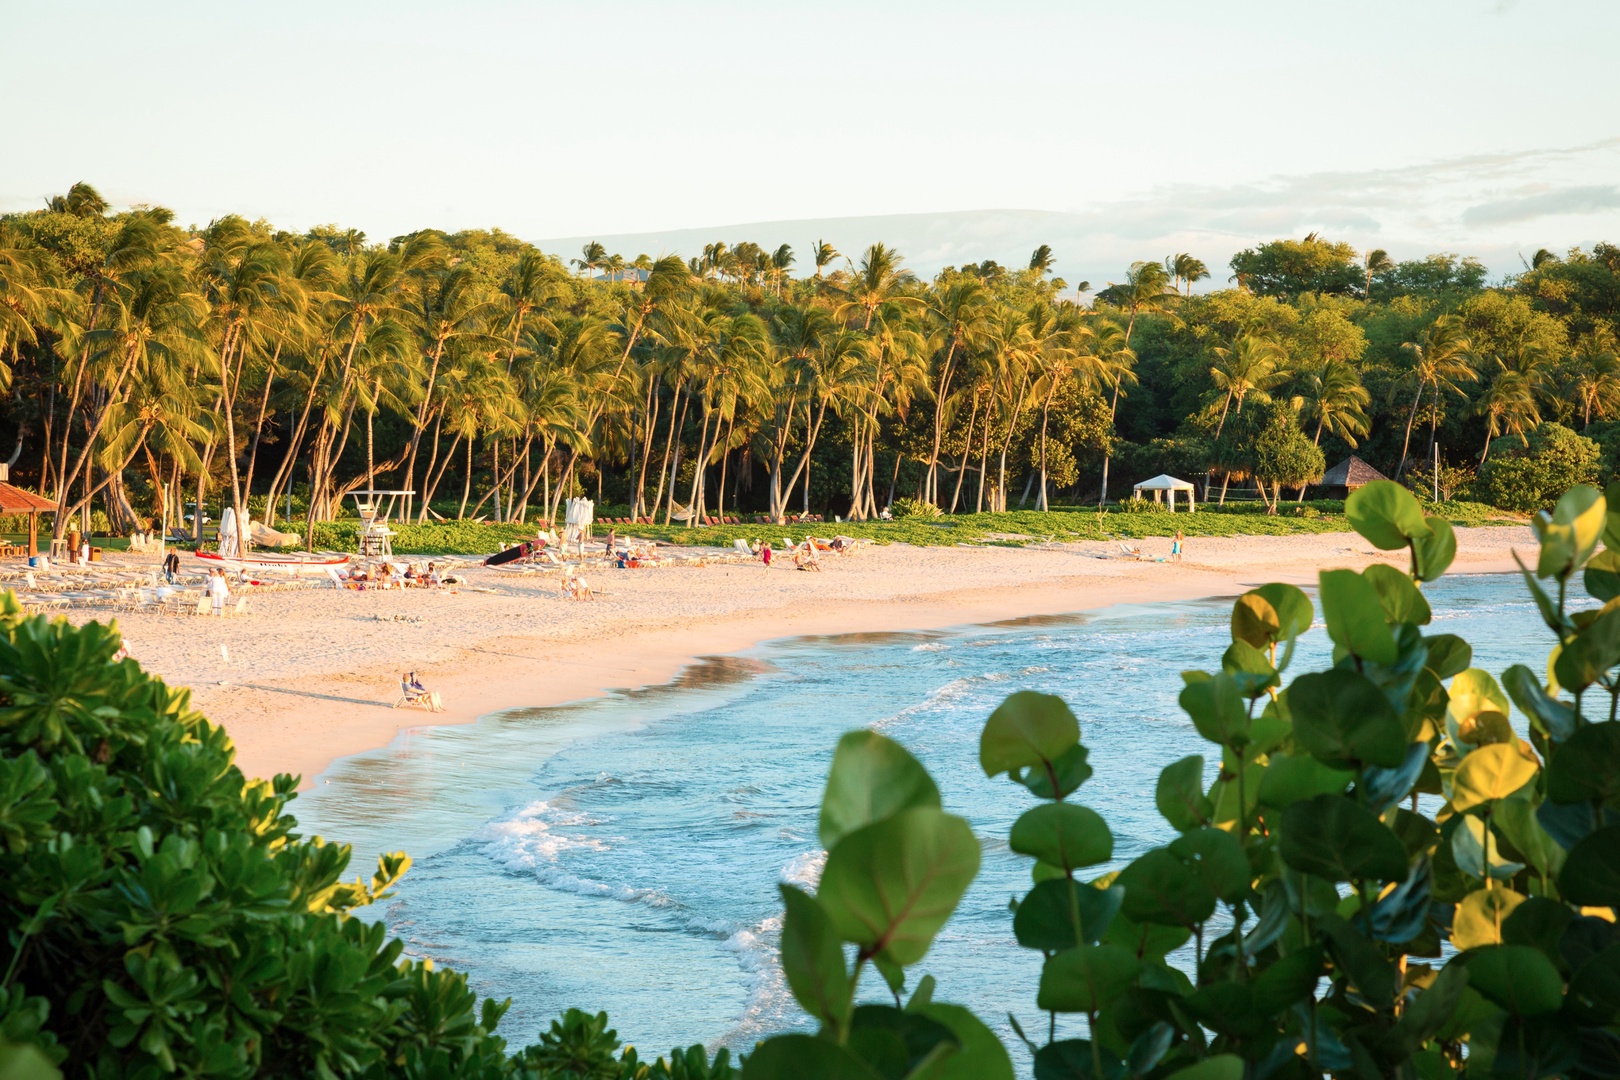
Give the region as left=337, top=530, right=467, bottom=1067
left=195, top=551, right=351, bottom=575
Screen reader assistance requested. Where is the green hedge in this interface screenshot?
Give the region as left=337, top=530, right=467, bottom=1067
left=0, top=595, right=733, bottom=1078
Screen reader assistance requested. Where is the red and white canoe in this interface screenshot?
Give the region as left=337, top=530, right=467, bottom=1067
left=195, top=551, right=351, bottom=575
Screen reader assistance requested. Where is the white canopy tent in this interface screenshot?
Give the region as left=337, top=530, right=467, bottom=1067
left=1132, top=474, right=1197, bottom=512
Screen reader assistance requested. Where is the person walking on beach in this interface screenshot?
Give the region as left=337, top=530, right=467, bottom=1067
left=162, top=550, right=180, bottom=584
left=761, top=541, right=773, bottom=569
left=208, top=567, right=230, bottom=615
left=1171, top=530, right=1184, bottom=563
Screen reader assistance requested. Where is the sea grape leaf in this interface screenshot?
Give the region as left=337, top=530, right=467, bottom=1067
left=1164, top=1057, right=1245, bottom=1080
left=1016, top=743, right=1093, bottom=800
left=820, top=730, right=942, bottom=850
left=1448, top=667, right=1511, bottom=725
left=1465, top=945, right=1565, bottom=1017
left=1319, top=913, right=1398, bottom=1008
left=778, top=884, right=851, bottom=1031
left=1396, top=961, right=1470, bottom=1051
left=1494, top=799, right=1565, bottom=878
left=905, top=1002, right=1015, bottom=1080
left=1230, top=592, right=1280, bottom=650
left=1346, top=480, right=1432, bottom=551
left=1008, top=803, right=1113, bottom=873
left=1286, top=668, right=1409, bottom=769
left=818, top=807, right=980, bottom=966
left=1586, top=548, right=1620, bottom=602
left=1280, top=794, right=1409, bottom=883
left=1101, top=909, right=1191, bottom=961
left=1559, top=825, right=1620, bottom=908
left=1036, top=944, right=1141, bottom=1013
left=1220, top=640, right=1278, bottom=697
left=846, top=1005, right=957, bottom=1079
left=1319, top=568, right=1398, bottom=664
left=1568, top=944, right=1620, bottom=1024
left=1258, top=752, right=1354, bottom=809
left=1117, top=847, right=1216, bottom=926
left=1535, top=484, right=1605, bottom=580
left=1364, top=563, right=1433, bottom=625
left=1423, top=633, right=1473, bottom=680
left=1554, top=605, right=1620, bottom=691
left=1451, top=743, right=1539, bottom=812
left=1545, top=721, right=1620, bottom=804
left=980, top=691, right=1079, bottom=778
left=1178, top=671, right=1251, bottom=748
left=1452, top=887, right=1528, bottom=949
left=739, top=1034, right=883, bottom=1080
left=1502, top=664, right=1576, bottom=745
left=1368, top=857, right=1432, bottom=944
left=1358, top=741, right=1431, bottom=815
left=1167, top=827, right=1249, bottom=904
left=1412, top=516, right=1457, bottom=582
left=1013, top=879, right=1123, bottom=952
left=1502, top=898, right=1574, bottom=962
left=1452, top=814, right=1525, bottom=881
left=1154, top=755, right=1211, bottom=832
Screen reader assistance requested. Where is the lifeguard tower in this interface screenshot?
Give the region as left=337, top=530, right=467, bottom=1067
left=347, top=490, right=412, bottom=558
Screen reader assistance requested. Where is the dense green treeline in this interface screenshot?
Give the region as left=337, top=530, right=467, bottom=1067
left=3, top=183, right=1619, bottom=547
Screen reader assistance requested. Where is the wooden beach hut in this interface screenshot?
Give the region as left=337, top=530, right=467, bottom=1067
left=1132, top=474, right=1197, bottom=511
left=0, top=481, right=57, bottom=558
left=1317, top=455, right=1388, bottom=500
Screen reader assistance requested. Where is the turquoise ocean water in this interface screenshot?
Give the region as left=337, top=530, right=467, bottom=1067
left=294, top=572, right=1552, bottom=1053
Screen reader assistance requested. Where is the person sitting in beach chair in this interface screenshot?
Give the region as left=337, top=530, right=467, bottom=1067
left=396, top=670, right=443, bottom=712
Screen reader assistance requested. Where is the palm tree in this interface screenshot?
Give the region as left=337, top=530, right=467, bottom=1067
left=920, top=278, right=992, bottom=505
left=1363, top=249, right=1395, bottom=300
left=1476, top=361, right=1541, bottom=462
left=1568, top=329, right=1620, bottom=428
left=1209, top=335, right=1289, bottom=442
left=770, top=244, right=795, bottom=294
left=1298, top=360, right=1371, bottom=446
left=813, top=240, right=838, bottom=278
left=835, top=243, right=917, bottom=330
left=1029, top=245, right=1055, bottom=275
left=572, top=241, right=608, bottom=279
left=1166, top=253, right=1209, bottom=296
left=1394, top=316, right=1475, bottom=479
left=1093, top=261, right=1173, bottom=502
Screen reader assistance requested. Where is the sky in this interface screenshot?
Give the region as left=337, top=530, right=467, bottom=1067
left=5, top=0, right=1620, bottom=285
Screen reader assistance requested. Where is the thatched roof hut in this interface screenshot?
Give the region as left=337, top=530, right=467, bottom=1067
left=1317, top=455, right=1388, bottom=498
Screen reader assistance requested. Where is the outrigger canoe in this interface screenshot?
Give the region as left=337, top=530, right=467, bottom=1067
left=195, top=551, right=351, bottom=575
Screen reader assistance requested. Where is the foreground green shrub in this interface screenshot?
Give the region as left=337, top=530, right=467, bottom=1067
left=750, top=480, right=1620, bottom=1077
left=0, top=595, right=734, bottom=1078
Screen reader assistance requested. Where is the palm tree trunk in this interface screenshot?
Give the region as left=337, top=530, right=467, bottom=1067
left=458, top=437, right=474, bottom=519
left=1395, top=381, right=1425, bottom=480
left=949, top=393, right=980, bottom=514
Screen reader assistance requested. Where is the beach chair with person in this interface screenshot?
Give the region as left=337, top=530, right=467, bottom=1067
left=394, top=671, right=443, bottom=712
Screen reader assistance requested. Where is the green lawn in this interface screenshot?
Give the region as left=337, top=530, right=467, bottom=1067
left=259, top=501, right=1525, bottom=556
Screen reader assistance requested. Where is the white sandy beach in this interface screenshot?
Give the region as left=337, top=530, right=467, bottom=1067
left=50, top=527, right=1532, bottom=786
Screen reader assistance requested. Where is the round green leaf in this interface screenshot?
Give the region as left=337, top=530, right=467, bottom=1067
left=1318, top=568, right=1398, bottom=664
left=1585, top=548, right=1620, bottom=602
left=1451, top=743, right=1539, bottom=813
left=1117, top=847, right=1216, bottom=926
left=1155, top=755, right=1212, bottom=832
left=1452, top=886, right=1527, bottom=949
left=1178, top=672, right=1251, bottom=748
left=1559, top=825, right=1620, bottom=908
left=819, top=730, right=941, bottom=850
left=1231, top=592, right=1280, bottom=650
left=1008, top=803, right=1113, bottom=872
left=908, top=1002, right=1016, bottom=1080
left=778, top=884, right=850, bottom=1030
left=1168, top=827, right=1249, bottom=903
left=1013, top=879, right=1122, bottom=952
left=1546, top=721, right=1620, bottom=804
left=1568, top=943, right=1620, bottom=1024
left=980, top=691, right=1079, bottom=778
left=818, top=807, right=981, bottom=965
left=1036, top=944, right=1141, bottom=1013
left=1165, top=1055, right=1245, bottom=1080
left=1413, top=516, right=1457, bottom=582
left=740, top=1034, right=883, bottom=1080
left=1257, top=753, right=1351, bottom=811
left=1554, top=606, right=1620, bottom=692
left=1424, top=634, right=1473, bottom=680
left=1346, top=480, right=1432, bottom=551
left=1363, top=563, right=1432, bottom=625
left=1464, top=945, right=1565, bottom=1017
left=1286, top=668, right=1409, bottom=769
left=1280, top=794, right=1409, bottom=882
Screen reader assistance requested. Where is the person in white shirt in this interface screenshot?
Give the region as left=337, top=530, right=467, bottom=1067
left=208, top=568, right=230, bottom=615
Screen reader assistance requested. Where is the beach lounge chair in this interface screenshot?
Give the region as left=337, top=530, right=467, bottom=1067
left=192, top=593, right=211, bottom=616
left=732, top=538, right=754, bottom=555
left=1117, top=543, right=1144, bottom=560
left=393, top=677, right=442, bottom=712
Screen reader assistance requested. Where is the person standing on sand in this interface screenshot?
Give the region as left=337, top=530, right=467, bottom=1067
left=1172, top=531, right=1184, bottom=563
left=208, top=567, right=230, bottom=615
left=761, top=541, right=773, bottom=569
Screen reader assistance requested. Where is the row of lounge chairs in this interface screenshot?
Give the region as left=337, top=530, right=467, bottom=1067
left=594, top=514, right=828, bottom=526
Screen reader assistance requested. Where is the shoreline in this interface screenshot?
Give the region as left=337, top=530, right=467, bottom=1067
left=64, top=528, right=1533, bottom=787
